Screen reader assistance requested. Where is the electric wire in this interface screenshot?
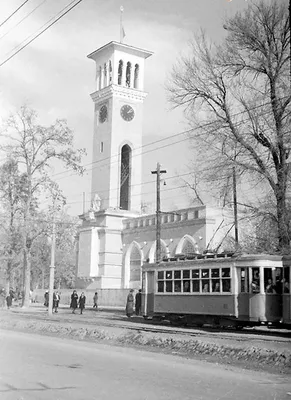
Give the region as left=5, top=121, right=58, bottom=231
left=0, top=0, right=48, bottom=42
left=0, top=0, right=84, bottom=67
left=0, top=0, right=30, bottom=29
left=50, top=95, right=290, bottom=182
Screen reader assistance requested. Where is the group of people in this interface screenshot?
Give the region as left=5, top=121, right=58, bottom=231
left=125, top=289, right=142, bottom=318
left=70, top=290, right=87, bottom=314
left=44, top=290, right=61, bottom=313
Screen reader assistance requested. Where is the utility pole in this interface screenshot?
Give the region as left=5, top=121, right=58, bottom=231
left=232, top=166, right=239, bottom=249
left=48, top=216, right=56, bottom=316
left=151, top=162, right=167, bottom=263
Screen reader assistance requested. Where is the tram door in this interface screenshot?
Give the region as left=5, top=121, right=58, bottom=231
left=282, top=257, right=291, bottom=324
left=237, top=268, right=250, bottom=320
left=238, top=266, right=282, bottom=322
left=141, top=270, right=155, bottom=317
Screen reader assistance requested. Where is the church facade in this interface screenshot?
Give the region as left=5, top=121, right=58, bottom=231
left=76, top=41, right=233, bottom=290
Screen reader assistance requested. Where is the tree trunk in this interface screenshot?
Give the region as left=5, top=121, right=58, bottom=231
left=276, top=190, right=290, bottom=253
left=22, top=248, right=31, bottom=307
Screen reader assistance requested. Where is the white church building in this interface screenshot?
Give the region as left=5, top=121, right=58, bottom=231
left=76, top=40, right=234, bottom=290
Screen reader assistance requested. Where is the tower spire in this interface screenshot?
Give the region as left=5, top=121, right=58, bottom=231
left=120, top=6, right=126, bottom=43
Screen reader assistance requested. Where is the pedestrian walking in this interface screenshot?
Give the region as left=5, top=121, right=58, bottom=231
left=79, top=292, right=86, bottom=314
left=0, top=289, right=5, bottom=309
left=44, top=290, right=49, bottom=307
left=125, top=289, right=134, bottom=318
left=135, top=289, right=142, bottom=316
left=70, top=290, right=78, bottom=314
left=93, top=292, right=98, bottom=310
left=53, top=291, right=60, bottom=313
left=6, top=292, right=13, bottom=309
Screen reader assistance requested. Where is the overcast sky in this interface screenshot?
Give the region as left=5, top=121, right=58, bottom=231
left=0, top=0, right=251, bottom=216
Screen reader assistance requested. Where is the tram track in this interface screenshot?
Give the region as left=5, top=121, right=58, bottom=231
left=4, top=308, right=291, bottom=345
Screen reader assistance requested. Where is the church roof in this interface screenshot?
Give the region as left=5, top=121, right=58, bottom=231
left=87, top=41, right=153, bottom=60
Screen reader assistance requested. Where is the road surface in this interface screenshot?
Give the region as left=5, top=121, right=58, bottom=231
left=0, top=330, right=290, bottom=400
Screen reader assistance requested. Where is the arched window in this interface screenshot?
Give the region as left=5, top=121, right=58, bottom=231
left=109, top=60, right=112, bottom=84
left=126, top=62, right=131, bottom=87
left=134, top=64, right=139, bottom=89
left=130, top=245, right=142, bottom=282
left=118, top=60, right=123, bottom=85
left=103, top=63, right=107, bottom=87
left=182, top=240, right=196, bottom=256
left=120, top=144, right=132, bottom=210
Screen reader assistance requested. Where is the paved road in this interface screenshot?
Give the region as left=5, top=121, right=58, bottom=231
left=0, top=330, right=290, bottom=400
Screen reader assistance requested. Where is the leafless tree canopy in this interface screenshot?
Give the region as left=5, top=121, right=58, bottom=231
left=167, top=0, right=290, bottom=252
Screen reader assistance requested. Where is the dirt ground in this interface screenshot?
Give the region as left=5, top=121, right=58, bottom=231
left=0, top=304, right=290, bottom=375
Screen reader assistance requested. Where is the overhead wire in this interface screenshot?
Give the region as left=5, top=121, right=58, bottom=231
left=0, top=0, right=84, bottom=67
left=50, top=95, right=290, bottom=183
left=0, top=0, right=30, bottom=29
left=0, top=0, right=48, bottom=42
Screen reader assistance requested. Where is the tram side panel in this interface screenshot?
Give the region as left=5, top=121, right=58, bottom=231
left=154, top=294, right=236, bottom=320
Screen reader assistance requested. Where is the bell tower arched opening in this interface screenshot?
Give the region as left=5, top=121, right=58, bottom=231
left=120, top=144, right=132, bottom=210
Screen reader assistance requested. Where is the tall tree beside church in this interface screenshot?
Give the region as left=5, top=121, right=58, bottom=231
left=0, top=106, right=84, bottom=306
left=0, top=159, right=23, bottom=291
left=167, top=1, right=290, bottom=252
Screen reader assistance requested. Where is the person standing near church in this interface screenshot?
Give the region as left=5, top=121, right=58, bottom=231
left=93, top=292, right=98, bottom=310
left=53, top=291, right=60, bottom=313
left=70, top=290, right=78, bottom=314
left=79, top=292, right=86, bottom=315
left=135, top=289, right=142, bottom=316
left=125, top=289, right=134, bottom=318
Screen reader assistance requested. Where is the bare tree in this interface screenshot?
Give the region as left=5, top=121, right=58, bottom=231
left=167, top=1, right=290, bottom=252
left=0, top=106, right=85, bottom=306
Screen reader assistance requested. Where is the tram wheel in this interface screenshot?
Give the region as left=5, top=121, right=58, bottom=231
left=235, top=325, right=244, bottom=331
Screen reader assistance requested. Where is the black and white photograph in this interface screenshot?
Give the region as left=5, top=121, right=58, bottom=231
left=0, top=0, right=291, bottom=399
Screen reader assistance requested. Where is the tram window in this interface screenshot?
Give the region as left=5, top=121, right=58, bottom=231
left=202, top=269, right=209, bottom=278
left=157, top=271, right=164, bottom=280
left=166, top=271, right=172, bottom=279
left=174, top=281, right=181, bottom=292
left=222, top=279, right=231, bottom=292
left=211, top=269, right=219, bottom=278
left=192, top=269, right=199, bottom=279
left=264, top=268, right=276, bottom=294
left=174, top=270, right=181, bottom=279
left=212, top=279, right=220, bottom=292
left=183, top=280, right=190, bottom=292
left=274, top=268, right=283, bottom=294
left=183, top=270, right=190, bottom=279
left=251, top=268, right=260, bottom=293
left=157, top=281, right=164, bottom=293
left=192, top=280, right=200, bottom=292
left=202, top=280, right=210, bottom=292
left=240, top=268, right=248, bottom=293
left=166, top=281, right=173, bottom=292
left=283, top=267, right=290, bottom=293
left=222, top=268, right=230, bottom=278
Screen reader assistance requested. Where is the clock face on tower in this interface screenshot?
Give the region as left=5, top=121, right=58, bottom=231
left=120, top=104, right=135, bottom=122
left=99, top=105, right=108, bottom=123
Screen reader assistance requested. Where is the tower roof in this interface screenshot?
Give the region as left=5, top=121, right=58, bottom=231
left=87, top=41, right=153, bottom=61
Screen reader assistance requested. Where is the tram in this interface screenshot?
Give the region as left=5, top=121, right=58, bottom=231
left=141, top=253, right=291, bottom=329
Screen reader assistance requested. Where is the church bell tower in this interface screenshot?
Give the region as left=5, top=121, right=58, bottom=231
left=88, top=41, right=152, bottom=212
left=76, top=41, right=153, bottom=289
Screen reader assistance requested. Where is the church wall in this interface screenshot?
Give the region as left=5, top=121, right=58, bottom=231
left=77, top=227, right=99, bottom=278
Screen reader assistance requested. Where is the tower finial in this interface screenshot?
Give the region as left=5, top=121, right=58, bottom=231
left=120, top=6, right=126, bottom=43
